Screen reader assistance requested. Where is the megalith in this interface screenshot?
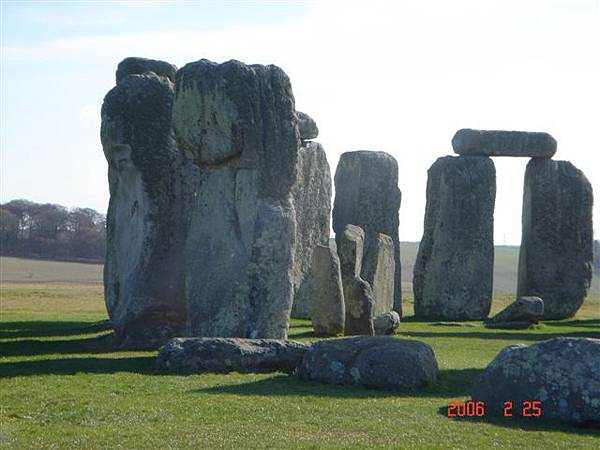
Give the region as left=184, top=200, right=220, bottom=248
left=173, top=59, right=300, bottom=339
left=337, top=225, right=374, bottom=335
left=361, top=233, right=395, bottom=317
left=290, top=140, right=332, bottom=319
left=333, top=151, right=402, bottom=314
left=310, top=243, right=345, bottom=336
left=413, top=155, right=496, bottom=320
left=517, top=159, right=593, bottom=319
left=101, top=58, right=192, bottom=347
left=452, top=129, right=557, bottom=158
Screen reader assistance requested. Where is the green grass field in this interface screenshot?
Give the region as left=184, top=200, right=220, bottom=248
left=1, top=258, right=599, bottom=449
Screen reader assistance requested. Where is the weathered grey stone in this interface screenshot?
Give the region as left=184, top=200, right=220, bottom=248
left=452, top=128, right=557, bottom=158
left=471, top=338, right=600, bottom=426
left=362, top=233, right=395, bottom=317
left=101, top=68, right=192, bottom=348
left=344, top=277, right=375, bottom=336
left=157, top=337, right=311, bottom=374
left=299, top=336, right=438, bottom=391
left=297, top=111, right=318, bottom=140
left=173, top=59, right=300, bottom=339
left=116, top=57, right=178, bottom=84
left=337, top=225, right=374, bottom=335
left=373, top=311, right=400, bottom=335
left=413, top=156, right=496, bottom=320
left=487, top=296, right=544, bottom=324
left=290, top=142, right=332, bottom=319
left=517, top=159, right=594, bottom=319
left=333, top=151, right=402, bottom=314
left=310, top=244, right=345, bottom=336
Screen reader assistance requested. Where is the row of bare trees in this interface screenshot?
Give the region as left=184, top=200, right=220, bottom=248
left=0, top=200, right=106, bottom=262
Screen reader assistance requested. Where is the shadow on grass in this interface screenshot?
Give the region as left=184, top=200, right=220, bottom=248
left=0, top=355, right=158, bottom=378
left=545, top=319, right=600, bottom=328
left=0, top=320, right=111, bottom=339
left=0, top=333, right=120, bottom=357
left=191, top=368, right=482, bottom=399
left=399, top=330, right=600, bottom=341
left=437, top=405, right=600, bottom=436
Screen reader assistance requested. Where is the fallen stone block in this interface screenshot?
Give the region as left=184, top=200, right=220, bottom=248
left=157, top=337, right=311, bottom=374
left=299, top=336, right=438, bottom=391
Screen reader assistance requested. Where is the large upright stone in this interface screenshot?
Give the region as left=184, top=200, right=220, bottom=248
left=452, top=129, right=557, bottom=158
left=414, top=156, right=496, bottom=320
left=173, top=59, right=300, bottom=339
left=333, top=151, right=402, bottom=313
left=101, top=60, right=191, bottom=347
left=290, top=141, right=332, bottom=319
left=310, top=244, right=345, bottom=336
left=337, top=225, right=374, bottom=335
left=518, top=159, right=593, bottom=319
left=361, top=233, right=395, bottom=317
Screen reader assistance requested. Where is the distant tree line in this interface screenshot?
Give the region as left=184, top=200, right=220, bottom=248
left=0, top=200, right=106, bottom=262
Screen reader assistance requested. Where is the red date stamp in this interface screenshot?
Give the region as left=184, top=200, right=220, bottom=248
left=447, top=400, right=542, bottom=417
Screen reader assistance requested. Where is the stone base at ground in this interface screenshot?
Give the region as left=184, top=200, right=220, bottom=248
left=157, top=338, right=311, bottom=374
left=471, top=337, right=600, bottom=426
left=298, top=336, right=438, bottom=390
left=487, top=296, right=543, bottom=324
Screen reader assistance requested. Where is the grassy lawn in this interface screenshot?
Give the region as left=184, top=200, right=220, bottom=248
left=1, top=282, right=599, bottom=449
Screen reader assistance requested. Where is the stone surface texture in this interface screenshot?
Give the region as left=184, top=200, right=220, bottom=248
left=361, top=233, right=395, bottom=316
left=452, top=128, right=557, bottom=158
left=173, top=59, right=300, bottom=339
left=290, top=141, right=332, bottom=319
left=101, top=61, right=192, bottom=348
left=333, top=151, right=402, bottom=314
left=310, top=244, right=345, bottom=336
left=471, top=338, right=600, bottom=426
left=413, top=155, right=496, bottom=320
left=116, top=56, right=178, bottom=84
left=517, top=159, right=593, bottom=319
left=157, top=337, right=311, bottom=374
left=337, top=225, right=374, bottom=335
left=296, top=111, right=318, bottom=140
left=299, top=336, right=438, bottom=390
left=373, top=311, right=400, bottom=335
left=487, top=296, right=544, bottom=324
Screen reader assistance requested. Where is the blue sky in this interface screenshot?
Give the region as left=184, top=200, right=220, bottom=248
left=1, top=0, right=599, bottom=243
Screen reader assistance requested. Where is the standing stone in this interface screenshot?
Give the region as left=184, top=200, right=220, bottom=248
left=290, top=141, right=332, bottom=319
left=337, top=225, right=374, bottom=335
left=413, top=156, right=496, bottom=320
left=333, top=151, right=402, bottom=314
left=452, top=129, right=557, bottom=158
left=310, top=244, right=345, bottom=336
left=173, top=59, right=300, bottom=339
left=101, top=58, right=191, bottom=347
left=361, top=233, right=395, bottom=316
left=518, top=159, right=593, bottom=319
